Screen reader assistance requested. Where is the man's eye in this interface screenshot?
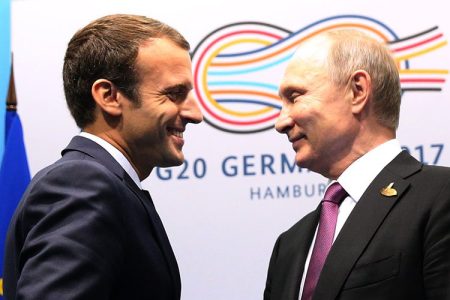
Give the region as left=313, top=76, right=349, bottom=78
left=164, top=86, right=188, bottom=102
left=288, top=90, right=305, bottom=103
left=167, top=91, right=186, bottom=101
left=288, top=92, right=300, bottom=103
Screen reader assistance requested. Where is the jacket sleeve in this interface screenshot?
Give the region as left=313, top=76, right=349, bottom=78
left=12, top=160, right=126, bottom=300
left=423, top=178, right=450, bottom=299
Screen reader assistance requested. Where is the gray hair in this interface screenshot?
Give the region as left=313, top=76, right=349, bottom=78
left=325, top=29, right=401, bottom=129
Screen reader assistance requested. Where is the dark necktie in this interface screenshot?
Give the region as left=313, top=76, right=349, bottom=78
left=301, top=182, right=348, bottom=300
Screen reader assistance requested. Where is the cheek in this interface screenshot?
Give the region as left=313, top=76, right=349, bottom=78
left=157, top=102, right=179, bottom=120
left=291, top=96, right=322, bottom=120
left=292, top=106, right=319, bottom=127
left=290, top=103, right=308, bottom=122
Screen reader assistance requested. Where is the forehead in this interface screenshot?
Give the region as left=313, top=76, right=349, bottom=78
left=136, top=38, right=192, bottom=84
left=280, top=38, right=331, bottom=90
left=295, top=35, right=330, bottom=60
left=138, top=37, right=189, bottom=58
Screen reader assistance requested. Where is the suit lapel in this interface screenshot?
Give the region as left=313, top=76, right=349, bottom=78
left=126, top=179, right=181, bottom=296
left=62, top=136, right=181, bottom=296
left=313, top=151, right=421, bottom=299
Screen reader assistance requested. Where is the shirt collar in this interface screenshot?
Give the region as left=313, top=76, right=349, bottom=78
left=79, top=132, right=142, bottom=189
left=338, top=139, right=402, bottom=203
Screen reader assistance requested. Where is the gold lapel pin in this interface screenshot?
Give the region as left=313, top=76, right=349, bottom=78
left=380, top=182, right=397, bottom=197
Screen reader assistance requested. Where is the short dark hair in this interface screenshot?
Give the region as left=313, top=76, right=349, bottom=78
left=63, top=14, right=190, bottom=128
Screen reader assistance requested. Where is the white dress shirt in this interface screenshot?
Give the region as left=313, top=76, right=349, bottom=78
left=78, top=132, right=142, bottom=189
left=298, top=139, right=402, bottom=298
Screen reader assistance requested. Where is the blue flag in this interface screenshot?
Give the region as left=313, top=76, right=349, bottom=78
left=0, top=110, right=30, bottom=297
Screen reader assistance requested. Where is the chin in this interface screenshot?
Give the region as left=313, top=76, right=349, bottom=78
left=156, top=155, right=184, bottom=168
left=168, top=153, right=185, bottom=167
left=295, top=157, right=314, bottom=171
left=295, top=153, right=307, bottom=167
left=172, top=159, right=184, bottom=166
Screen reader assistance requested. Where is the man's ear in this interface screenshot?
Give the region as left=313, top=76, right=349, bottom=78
left=350, top=70, right=371, bottom=115
left=91, top=79, right=122, bottom=116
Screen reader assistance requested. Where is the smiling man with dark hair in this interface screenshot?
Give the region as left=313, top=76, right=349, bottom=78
left=4, top=14, right=202, bottom=300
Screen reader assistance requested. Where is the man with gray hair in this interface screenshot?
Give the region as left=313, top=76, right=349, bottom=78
left=4, top=14, right=202, bottom=299
left=264, top=30, right=450, bottom=300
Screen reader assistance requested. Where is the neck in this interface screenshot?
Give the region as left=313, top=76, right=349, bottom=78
left=83, top=127, right=152, bottom=181
left=324, top=126, right=395, bottom=179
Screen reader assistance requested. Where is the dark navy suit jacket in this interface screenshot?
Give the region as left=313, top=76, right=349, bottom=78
left=264, top=151, right=450, bottom=300
left=4, top=136, right=181, bottom=299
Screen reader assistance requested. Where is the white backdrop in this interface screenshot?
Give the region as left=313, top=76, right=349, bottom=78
left=12, top=0, right=450, bottom=299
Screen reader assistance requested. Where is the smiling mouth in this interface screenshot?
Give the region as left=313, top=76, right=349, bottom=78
left=168, top=128, right=184, bottom=138
left=289, top=134, right=306, bottom=143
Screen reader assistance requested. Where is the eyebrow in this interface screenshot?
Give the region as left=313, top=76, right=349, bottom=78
left=162, top=83, right=192, bottom=93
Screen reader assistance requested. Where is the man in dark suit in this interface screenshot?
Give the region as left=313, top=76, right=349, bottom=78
left=3, top=14, right=202, bottom=299
left=264, top=29, right=450, bottom=299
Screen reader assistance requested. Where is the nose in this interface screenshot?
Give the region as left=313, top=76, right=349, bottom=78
left=181, top=92, right=203, bottom=124
left=275, top=106, right=294, bottom=134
